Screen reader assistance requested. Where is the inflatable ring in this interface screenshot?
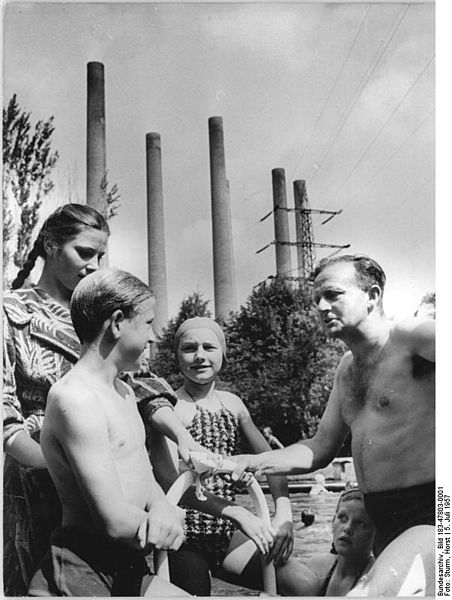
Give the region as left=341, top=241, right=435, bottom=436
left=154, top=469, right=277, bottom=595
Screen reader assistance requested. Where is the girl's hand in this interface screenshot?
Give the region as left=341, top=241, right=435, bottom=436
left=233, top=507, right=276, bottom=556
left=267, top=516, right=294, bottom=565
left=177, top=440, right=207, bottom=468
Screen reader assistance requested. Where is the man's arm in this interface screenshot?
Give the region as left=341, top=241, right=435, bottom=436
left=232, top=365, right=349, bottom=479
left=411, top=318, right=435, bottom=362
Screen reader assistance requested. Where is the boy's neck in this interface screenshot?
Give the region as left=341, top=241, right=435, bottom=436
left=78, top=346, right=119, bottom=387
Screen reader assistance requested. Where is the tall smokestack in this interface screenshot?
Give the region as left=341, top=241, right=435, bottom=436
left=272, top=168, right=292, bottom=279
left=293, top=179, right=313, bottom=282
left=146, top=133, right=168, bottom=336
left=208, top=116, right=237, bottom=320
left=86, top=62, right=106, bottom=214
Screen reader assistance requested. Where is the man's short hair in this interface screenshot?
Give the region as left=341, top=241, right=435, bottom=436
left=312, top=254, right=386, bottom=294
left=70, top=268, right=154, bottom=344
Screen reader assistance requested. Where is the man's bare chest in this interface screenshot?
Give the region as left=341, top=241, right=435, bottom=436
left=339, top=351, right=420, bottom=423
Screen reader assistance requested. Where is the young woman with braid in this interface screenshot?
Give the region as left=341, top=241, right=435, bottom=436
left=3, top=203, right=110, bottom=596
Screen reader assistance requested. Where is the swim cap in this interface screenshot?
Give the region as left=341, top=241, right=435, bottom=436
left=335, top=487, right=364, bottom=512
left=174, top=317, right=227, bottom=360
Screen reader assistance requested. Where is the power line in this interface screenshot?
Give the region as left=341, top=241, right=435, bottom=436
left=327, top=54, right=434, bottom=205
left=309, top=4, right=410, bottom=183
left=293, top=5, right=372, bottom=174
left=356, top=175, right=434, bottom=242
left=341, top=109, right=434, bottom=212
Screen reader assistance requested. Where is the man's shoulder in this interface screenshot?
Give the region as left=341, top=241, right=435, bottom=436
left=391, top=317, right=435, bottom=347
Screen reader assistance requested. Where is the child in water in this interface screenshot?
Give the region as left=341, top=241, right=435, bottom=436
left=150, top=317, right=294, bottom=595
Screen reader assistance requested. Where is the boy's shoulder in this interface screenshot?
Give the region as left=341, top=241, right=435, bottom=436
left=48, top=369, right=101, bottom=413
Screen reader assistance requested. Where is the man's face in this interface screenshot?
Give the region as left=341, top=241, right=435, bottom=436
left=313, top=262, right=369, bottom=339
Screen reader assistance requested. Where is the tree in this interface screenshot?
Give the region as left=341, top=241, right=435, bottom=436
left=100, top=171, right=121, bottom=220
left=220, top=278, right=345, bottom=446
left=3, top=94, right=59, bottom=281
left=150, top=291, right=212, bottom=390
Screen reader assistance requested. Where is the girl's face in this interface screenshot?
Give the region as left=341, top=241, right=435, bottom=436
left=177, top=328, right=223, bottom=386
left=332, top=499, right=375, bottom=559
left=48, top=228, right=108, bottom=293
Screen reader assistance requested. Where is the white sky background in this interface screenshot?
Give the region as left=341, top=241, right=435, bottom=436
left=3, top=1, right=435, bottom=320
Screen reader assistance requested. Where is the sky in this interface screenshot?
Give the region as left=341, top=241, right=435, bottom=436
left=3, top=1, right=435, bottom=322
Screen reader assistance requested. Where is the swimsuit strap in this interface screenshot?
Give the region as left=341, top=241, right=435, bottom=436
left=320, top=559, right=338, bottom=596
left=320, top=556, right=372, bottom=596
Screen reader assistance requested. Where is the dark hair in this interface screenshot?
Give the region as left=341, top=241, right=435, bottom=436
left=70, top=268, right=154, bottom=344
left=11, top=203, right=110, bottom=290
left=313, top=254, right=386, bottom=294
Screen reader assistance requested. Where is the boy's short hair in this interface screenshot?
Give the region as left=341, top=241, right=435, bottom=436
left=70, top=268, right=154, bottom=344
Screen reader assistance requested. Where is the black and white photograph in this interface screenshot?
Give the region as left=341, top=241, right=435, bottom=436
left=2, top=0, right=443, bottom=597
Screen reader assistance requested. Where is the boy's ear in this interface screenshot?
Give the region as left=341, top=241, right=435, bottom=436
left=110, top=309, right=125, bottom=339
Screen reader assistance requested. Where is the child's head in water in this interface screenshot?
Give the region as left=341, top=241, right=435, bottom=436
left=331, top=488, right=375, bottom=559
left=71, top=268, right=156, bottom=370
left=174, top=317, right=226, bottom=386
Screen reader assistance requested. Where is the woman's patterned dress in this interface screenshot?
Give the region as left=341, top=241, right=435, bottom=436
left=3, top=287, right=80, bottom=596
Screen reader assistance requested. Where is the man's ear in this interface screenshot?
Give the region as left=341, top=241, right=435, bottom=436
left=367, top=285, right=382, bottom=312
left=109, top=309, right=125, bottom=340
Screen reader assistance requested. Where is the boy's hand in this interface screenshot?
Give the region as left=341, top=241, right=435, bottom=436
left=138, top=499, right=185, bottom=551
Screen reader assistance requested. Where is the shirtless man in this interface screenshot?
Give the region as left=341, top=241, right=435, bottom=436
left=27, top=269, right=189, bottom=597
left=232, top=255, right=435, bottom=596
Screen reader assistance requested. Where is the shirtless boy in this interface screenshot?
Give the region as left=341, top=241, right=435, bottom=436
left=28, top=269, right=188, bottom=597
left=232, top=255, right=435, bottom=596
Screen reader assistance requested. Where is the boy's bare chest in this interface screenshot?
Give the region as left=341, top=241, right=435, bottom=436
left=107, top=396, right=145, bottom=454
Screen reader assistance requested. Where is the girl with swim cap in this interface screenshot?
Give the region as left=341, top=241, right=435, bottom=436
left=150, top=317, right=294, bottom=595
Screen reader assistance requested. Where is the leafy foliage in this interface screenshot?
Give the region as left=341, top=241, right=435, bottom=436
left=3, top=94, right=58, bottom=279
left=220, top=278, right=344, bottom=445
left=100, top=171, right=121, bottom=219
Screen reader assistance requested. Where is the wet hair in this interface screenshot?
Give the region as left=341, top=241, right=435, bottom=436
left=313, top=254, right=386, bottom=295
left=70, top=268, right=154, bottom=344
left=11, top=203, right=110, bottom=290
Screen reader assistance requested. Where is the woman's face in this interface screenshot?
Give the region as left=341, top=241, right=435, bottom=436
left=332, top=499, right=375, bottom=559
left=47, top=228, right=108, bottom=293
left=177, top=328, right=223, bottom=386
